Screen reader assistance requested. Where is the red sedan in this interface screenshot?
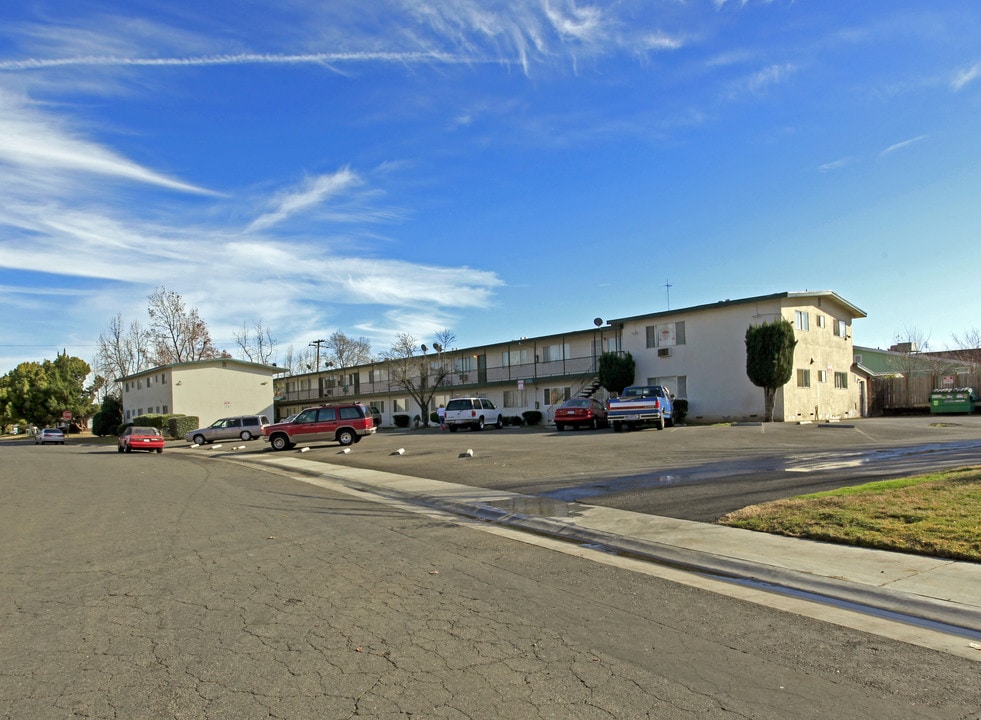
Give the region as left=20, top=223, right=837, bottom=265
left=118, top=426, right=165, bottom=454
left=554, top=397, right=609, bottom=431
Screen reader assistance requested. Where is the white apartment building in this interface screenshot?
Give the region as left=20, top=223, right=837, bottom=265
left=274, top=290, right=867, bottom=425
left=119, top=358, right=278, bottom=425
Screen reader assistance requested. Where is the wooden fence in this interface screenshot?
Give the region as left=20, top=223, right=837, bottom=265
left=870, top=373, right=981, bottom=414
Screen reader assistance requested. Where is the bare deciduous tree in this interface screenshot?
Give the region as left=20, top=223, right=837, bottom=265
left=147, top=287, right=218, bottom=365
left=325, top=331, right=373, bottom=368
left=95, top=313, right=153, bottom=393
left=234, top=320, right=277, bottom=365
left=382, top=331, right=455, bottom=426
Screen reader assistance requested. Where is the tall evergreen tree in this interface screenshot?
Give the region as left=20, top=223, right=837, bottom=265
left=745, top=320, right=797, bottom=422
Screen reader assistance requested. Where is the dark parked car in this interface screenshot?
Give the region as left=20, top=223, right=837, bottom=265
left=554, top=397, right=609, bottom=431
left=118, top=426, right=165, bottom=454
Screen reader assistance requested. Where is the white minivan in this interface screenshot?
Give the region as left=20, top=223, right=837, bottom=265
left=444, top=398, right=503, bottom=432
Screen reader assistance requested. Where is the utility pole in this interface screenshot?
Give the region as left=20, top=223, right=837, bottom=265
left=308, top=339, right=327, bottom=373
left=663, top=279, right=672, bottom=310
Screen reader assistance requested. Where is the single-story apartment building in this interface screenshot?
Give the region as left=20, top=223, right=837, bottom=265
left=273, top=290, right=868, bottom=425
left=119, top=358, right=279, bottom=426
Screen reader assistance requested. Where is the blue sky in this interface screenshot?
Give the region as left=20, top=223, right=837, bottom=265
left=1, top=1, right=979, bottom=374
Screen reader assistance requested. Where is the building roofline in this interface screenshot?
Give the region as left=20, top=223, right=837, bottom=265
left=117, top=357, right=280, bottom=382
left=607, top=290, right=866, bottom=326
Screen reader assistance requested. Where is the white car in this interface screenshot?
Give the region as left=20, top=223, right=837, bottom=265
left=35, top=428, right=65, bottom=445
left=444, top=398, right=503, bottom=432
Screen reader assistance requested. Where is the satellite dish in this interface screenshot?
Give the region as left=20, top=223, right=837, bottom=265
left=593, top=318, right=603, bottom=327
left=421, top=344, right=428, bottom=352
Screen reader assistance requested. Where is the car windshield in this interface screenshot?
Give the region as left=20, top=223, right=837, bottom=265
left=131, top=427, right=159, bottom=435
left=562, top=399, right=589, bottom=407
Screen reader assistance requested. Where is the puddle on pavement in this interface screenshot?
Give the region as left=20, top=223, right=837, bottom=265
left=483, top=496, right=580, bottom=517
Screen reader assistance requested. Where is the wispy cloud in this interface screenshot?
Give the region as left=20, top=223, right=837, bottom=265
left=0, top=89, right=215, bottom=194
left=952, top=61, right=981, bottom=91
left=880, top=134, right=927, bottom=156
left=0, top=50, right=474, bottom=72
left=818, top=157, right=854, bottom=172
left=248, top=169, right=365, bottom=232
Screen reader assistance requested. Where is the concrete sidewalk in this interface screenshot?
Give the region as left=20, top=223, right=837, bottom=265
left=220, top=451, right=981, bottom=652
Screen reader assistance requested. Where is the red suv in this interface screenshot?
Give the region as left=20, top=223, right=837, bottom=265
left=263, top=403, right=376, bottom=451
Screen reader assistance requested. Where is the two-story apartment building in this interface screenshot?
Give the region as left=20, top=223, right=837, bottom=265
left=119, top=358, right=279, bottom=425
left=274, top=290, right=867, bottom=425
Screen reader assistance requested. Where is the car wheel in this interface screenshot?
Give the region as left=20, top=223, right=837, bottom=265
left=657, top=417, right=665, bottom=430
left=117, top=444, right=124, bottom=453
left=192, top=434, right=206, bottom=446
left=556, top=423, right=565, bottom=432
left=473, top=417, right=485, bottom=431
left=337, top=429, right=356, bottom=446
left=591, top=419, right=598, bottom=430
left=612, top=421, right=623, bottom=433
left=124, top=445, right=132, bottom=453
left=270, top=434, right=293, bottom=451
left=240, top=431, right=252, bottom=441
left=495, top=416, right=503, bottom=430
left=449, top=425, right=458, bottom=433
left=156, top=448, right=163, bottom=454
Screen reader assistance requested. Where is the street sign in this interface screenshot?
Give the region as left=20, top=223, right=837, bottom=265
left=62, top=410, right=73, bottom=420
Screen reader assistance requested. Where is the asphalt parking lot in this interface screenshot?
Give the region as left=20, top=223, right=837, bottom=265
left=187, top=415, right=981, bottom=509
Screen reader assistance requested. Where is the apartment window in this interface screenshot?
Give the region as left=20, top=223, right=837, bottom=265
left=503, top=389, right=528, bottom=408
left=833, top=319, right=848, bottom=338
left=162, top=405, right=169, bottom=413
left=854, top=354, right=863, bottom=365
left=503, top=348, right=533, bottom=366
left=540, top=343, right=569, bottom=362
left=817, top=370, right=828, bottom=383
left=646, top=321, right=686, bottom=348
left=797, top=369, right=811, bottom=388
left=652, top=376, right=687, bottom=399
left=817, top=315, right=826, bottom=328
left=161, top=374, right=167, bottom=384
left=394, top=398, right=408, bottom=413
left=543, top=387, right=570, bottom=405
left=795, top=311, right=809, bottom=331
left=834, top=372, right=848, bottom=389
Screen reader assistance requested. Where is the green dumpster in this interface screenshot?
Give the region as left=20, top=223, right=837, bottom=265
left=929, top=388, right=976, bottom=414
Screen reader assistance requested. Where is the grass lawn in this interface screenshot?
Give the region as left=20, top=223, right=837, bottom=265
left=719, top=466, right=981, bottom=562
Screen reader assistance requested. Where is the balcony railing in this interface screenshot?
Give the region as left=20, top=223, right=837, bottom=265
left=276, top=353, right=600, bottom=404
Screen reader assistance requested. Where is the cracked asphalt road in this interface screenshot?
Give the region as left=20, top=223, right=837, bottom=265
left=2, top=441, right=980, bottom=719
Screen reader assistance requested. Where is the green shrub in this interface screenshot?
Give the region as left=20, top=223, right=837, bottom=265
left=131, top=413, right=165, bottom=430
left=393, top=414, right=411, bottom=428
left=168, top=415, right=198, bottom=440
left=673, top=399, right=688, bottom=425
left=522, top=410, right=543, bottom=426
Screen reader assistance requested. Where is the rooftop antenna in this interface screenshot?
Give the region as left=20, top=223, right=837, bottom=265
left=663, top=279, right=672, bottom=310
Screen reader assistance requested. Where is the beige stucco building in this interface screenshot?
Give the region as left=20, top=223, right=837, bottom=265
left=610, top=291, right=867, bottom=422
left=274, top=290, right=867, bottom=425
left=119, top=358, right=279, bottom=425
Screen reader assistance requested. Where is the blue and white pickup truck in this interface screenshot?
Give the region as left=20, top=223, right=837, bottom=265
left=606, top=385, right=674, bottom=432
